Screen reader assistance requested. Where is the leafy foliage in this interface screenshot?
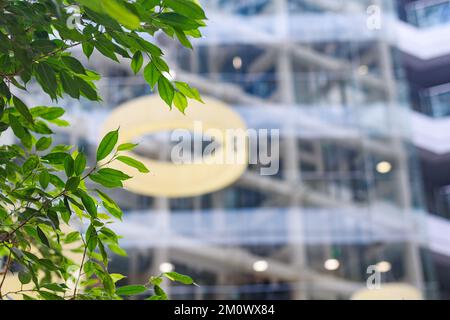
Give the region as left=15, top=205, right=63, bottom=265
left=0, top=0, right=205, bottom=300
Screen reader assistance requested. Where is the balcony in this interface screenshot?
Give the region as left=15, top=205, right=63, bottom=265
left=405, top=0, right=450, bottom=28
left=417, top=82, right=450, bottom=118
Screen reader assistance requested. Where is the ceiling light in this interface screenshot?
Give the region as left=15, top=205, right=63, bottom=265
left=376, top=161, right=392, bottom=174
left=376, top=261, right=392, bottom=273
left=232, top=56, right=242, bottom=70
left=358, top=65, right=369, bottom=75
left=253, top=260, right=268, bottom=272
left=324, top=259, right=340, bottom=271
left=159, top=262, right=174, bottom=273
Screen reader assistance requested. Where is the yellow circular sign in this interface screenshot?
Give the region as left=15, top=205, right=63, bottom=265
left=102, top=95, right=248, bottom=198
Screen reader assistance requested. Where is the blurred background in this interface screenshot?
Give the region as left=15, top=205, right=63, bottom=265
left=9, top=0, right=450, bottom=299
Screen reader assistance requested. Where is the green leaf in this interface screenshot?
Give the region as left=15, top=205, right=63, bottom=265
left=74, top=152, right=87, bottom=176
left=60, top=207, right=71, bottom=226
left=96, top=190, right=123, bottom=219
left=62, top=197, right=73, bottom=224
left=36, top=137, right=52, bottom=151
left=22, top=135, right=33, bottom=152
left=10, top=77, right=26, bottom=90
left=39, top=291, right=64, bottom=300
left=153, top=285, right=168, bottom=300
left=49, top=118, right=70, bottom=127
left=110, top=273, right=126, bottom=283
left=0, top=80, right=10, bottom=99
left=23, top=155, right=39, bottom=173
left=65, top=176, right=80, bottom=192
left=13, top=96, right=34, bottom=124
left=50, top=174, right=65, bottom=188
left=36, top=226, right=50, bottom=247
left=23, top=225, right=38, bottom=240
left=96, top=189, right=118, bottom=207
left=175, top=29, right=193, bottom=49
left=31, top=121, right=53, bottom=135
left=94, top=40, right=118, bottom=62
left=158, top=12, right=201, bottom=30
left=31, top=106, right=65, bottom=120
left=103, top=202, right=123, bottom=220
left=114, top=43, right=130, bottom=58
left=34, top=62, right=58, bottom=99
left=152, top=57, right=170, bottom=73
left=77, top=77, right=99, bottom=101
left=38, top=258, right=59, bottom=271
left=77, top=189, right=97, bottom=218
left=0, top=122, right=8, bottom=133
left=117, top=143, right=138, bottom=151
left=90, top=173, right=123, bottom=188
left=187, top=28, right=206, bottom=38
left=141, top=0, right=160, bottom=9
left=108, top=243, right=127, bottom=256
left=31, top=39, right=57, bottom=54
left=8, top=114, right=26, bottom=139
left=86, top=225, right=98, bottom=252
left=39, top=170, right=50, bottom=189
left=47, top=209, right=60, bottom=230
left=134, top=37, right=162, bottom=56
left=99, top=227, right=119, bottom=242
left=42, top=152, right=69, bottom=164
left=116, top=285, right=147, bottom=296
left=64, top=156, right=74, bottom=177
left=41, top=283, right=67, bottom=293
left=143, top=62, right=160, bottom=89
left=175, top=81, right=203, bottom=103
left=60, top=71, right=80, bottom=99
left=64, top=231, right=80, bottom=244
left=149, top=276, right=163, bottom=286
left=173, top=91, right=188, bottom=113
left=77, top=0, right=103, bottom=12
left=97, top=129, right=119, bottom=161
left=61, top=56, right=86, bottom=75
left=21, top=251, right=38, bottom=265
left=163, top=272, right=194, bottom=285
left=165, top=0, right=207, bottom=20
left=131, top=51, right=144, bottom=74
left=101, top=274, right=116, bottom=296
left=100, top=0, right=141, bottom=30
left=158, top=76, right=174, bottom=107
left=82, top=41, right=95, bottom=59
left=18, top=271, right=32, bottom=285
left=97, top=168, right=132, bottom=181
left=116, top=156, right=149, bottom=173
left=98, top=238, right=108, bottom=266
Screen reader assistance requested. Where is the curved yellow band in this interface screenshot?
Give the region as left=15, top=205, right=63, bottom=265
left=102, top=95, right=248, bottom=198
left=351, top=283, right=422, bottom=300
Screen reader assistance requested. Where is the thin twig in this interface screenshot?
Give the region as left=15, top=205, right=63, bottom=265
left=3, top=190, right=66, bottom=243
left=73, top=239, right=87, bottom=299
left=0, top=249, right=13, bottom=299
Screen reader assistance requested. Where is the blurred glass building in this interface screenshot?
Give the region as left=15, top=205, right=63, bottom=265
left=397, top=0, right=450, bottom=300
left=12, top=0, right=450, bottom=299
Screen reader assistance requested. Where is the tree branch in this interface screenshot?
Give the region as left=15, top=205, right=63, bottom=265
left=0, top=249, right=13, bottom=300
left=72, top=239, right=87, bottom=299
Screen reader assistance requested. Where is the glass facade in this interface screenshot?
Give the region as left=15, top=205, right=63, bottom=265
left=16, top=0, right=436, bottom=299
left=406, top=0, right=450, bottom=28
left=418, top=83, right=450, bottom=118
